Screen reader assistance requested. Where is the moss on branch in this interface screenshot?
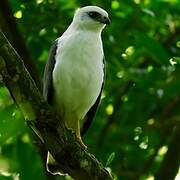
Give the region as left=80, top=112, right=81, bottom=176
left=0, top=31, right=113, bottom=180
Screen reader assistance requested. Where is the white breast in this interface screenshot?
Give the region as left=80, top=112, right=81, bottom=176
left=53, top=31, right=104, bottom=124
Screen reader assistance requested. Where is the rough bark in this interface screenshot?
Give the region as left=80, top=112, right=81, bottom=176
left=0, top=0, right=42, bottom=90
left=0, top=31, right=113, bottom=180
left=0, top=2, right=55, bottom=179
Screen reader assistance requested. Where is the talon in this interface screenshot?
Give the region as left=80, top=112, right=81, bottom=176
left=76, top=136, right=87, bottom=150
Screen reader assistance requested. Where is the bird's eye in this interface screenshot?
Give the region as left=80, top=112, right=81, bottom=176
left=88, top=11, right=100, bottom=18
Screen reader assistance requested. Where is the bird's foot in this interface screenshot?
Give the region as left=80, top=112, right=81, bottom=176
left=76, top=136, right=87, bottom=150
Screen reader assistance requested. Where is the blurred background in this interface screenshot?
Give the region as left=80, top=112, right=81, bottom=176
left=0, top=0, right=180, bottom=180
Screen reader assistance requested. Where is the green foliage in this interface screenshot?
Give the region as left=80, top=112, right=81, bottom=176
left=0, top=0, right=180, bottom=179
left=106, top=152, right=115, bottom=167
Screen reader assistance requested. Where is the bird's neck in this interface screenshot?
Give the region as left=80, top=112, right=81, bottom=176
left=63, top=22, right=103, bottom=37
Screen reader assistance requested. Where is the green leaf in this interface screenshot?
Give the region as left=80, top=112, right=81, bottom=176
left=136, top=32, right=170, bottom=65
left=106, top=152, right=115, bottom=167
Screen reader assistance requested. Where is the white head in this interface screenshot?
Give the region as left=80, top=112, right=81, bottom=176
left=72, top=6, right=110, bottom=32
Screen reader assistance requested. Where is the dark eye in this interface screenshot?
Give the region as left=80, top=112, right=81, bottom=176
left=88, top=11, right=100, bottom=18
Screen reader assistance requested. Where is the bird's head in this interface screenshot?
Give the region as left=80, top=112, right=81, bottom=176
left=72, top=6, right=110, bottom=32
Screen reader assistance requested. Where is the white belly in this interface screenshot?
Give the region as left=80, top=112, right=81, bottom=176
left=53, top=32, right=104, bottom=124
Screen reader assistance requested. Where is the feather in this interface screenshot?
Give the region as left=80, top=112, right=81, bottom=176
left=43, top=39, right=58, bottom=105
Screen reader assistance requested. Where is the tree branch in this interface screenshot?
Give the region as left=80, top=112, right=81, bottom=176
left=0, top=31, right=112, bottom=180
left=0, top=0, right=42, bottom=90
left=155, top=126, right=180, bottom=180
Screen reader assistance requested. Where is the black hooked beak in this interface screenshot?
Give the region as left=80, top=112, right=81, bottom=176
left=100, top=16, right=110, bottom=25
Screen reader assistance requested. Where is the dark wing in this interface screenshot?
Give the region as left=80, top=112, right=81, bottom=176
left=81, top=56, right=106, bottom=136
left=43, top=39, right=58, bottom=105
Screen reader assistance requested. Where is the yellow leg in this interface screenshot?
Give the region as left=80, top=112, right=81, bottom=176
left=66, top=119, right=87, bottom=149
left=75, top=121, right=87, bottom=149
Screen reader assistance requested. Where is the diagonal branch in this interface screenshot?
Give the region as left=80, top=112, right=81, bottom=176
left=154, top=126, right=180, bottom=180
left=0, top=0, right=42, bottom=90
left=0, top=31, right=112, bottom=180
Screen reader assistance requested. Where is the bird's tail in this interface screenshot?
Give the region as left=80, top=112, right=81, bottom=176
left=46, top=152, right=66, bottom=176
